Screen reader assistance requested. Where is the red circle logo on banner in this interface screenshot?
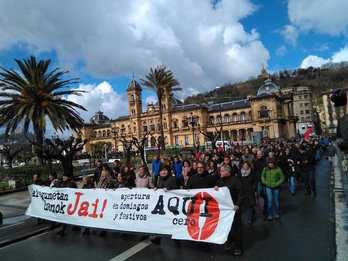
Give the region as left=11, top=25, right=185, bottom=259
left=187, top=192, right=220, bottom=240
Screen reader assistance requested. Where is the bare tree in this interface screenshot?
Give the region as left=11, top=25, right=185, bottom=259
left=0, top=144, right=22, bottom=169
left=29, top=136, right=87, bottom=179
left=200, top=125, right=222, bottom=152
left=120, top=136, right=133, bottom=164
left=132, top=132, right=149, bottom=165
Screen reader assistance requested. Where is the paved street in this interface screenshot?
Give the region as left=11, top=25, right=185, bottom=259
left=0, top=157, right=334, bottom=261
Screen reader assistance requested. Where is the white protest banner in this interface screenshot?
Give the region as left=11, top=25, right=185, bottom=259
left=26, top=185, right=235, bottom=244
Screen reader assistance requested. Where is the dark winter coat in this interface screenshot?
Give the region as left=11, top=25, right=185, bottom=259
left=279, top=153, right=297, bottom=178
left=157, top=174, right=178, bottom=190
left=253, top=157, right=266, bottom=183
left=238, top=169, right=256, bottom=207
left=187, top=171, right=217, bottom=189
left=299, top=150, right=316, bottom=172
left=92, top=166, right=103, bottom=185
left=61, top=178, right=77, bottom=188
left=216, top=174, right=244, bottom=208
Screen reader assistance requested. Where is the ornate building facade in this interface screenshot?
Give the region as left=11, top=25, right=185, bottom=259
left=321, top=91, right=345, bottom=133
left=76, top=76, right=298, bottom=154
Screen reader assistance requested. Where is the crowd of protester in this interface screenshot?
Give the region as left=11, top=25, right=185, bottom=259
left=32, top=134, right=336, bottom=256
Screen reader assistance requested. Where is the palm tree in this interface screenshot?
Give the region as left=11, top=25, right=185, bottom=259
left=0, top=56, right=86, bottom=164
left=140, top=66, right=181, bottom=151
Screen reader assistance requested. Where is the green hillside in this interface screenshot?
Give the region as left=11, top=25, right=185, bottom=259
left=184, top=63, right=348, bottom=106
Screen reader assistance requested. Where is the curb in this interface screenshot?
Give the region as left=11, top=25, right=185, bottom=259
left=0, top=226, right=51, bottom=249
left=0, top=187, right=26, bottom=196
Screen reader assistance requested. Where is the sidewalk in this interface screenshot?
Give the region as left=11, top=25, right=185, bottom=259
left=334, top=147, right=348, bottom=260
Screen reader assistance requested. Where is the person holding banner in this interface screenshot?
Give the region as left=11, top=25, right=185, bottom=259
left=215, top=164, right=244, bottom=256
left=135, top=165, right=154, bottom=189
left=56, top=173, right=78, bottom=236
left=187, top=162, right=216, bottom=189
left=151, top=165, right=178, bottom=244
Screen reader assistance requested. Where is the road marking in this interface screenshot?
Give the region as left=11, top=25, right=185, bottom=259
left=110, top=238, right=152, bottom=261
left=0, top=221, right=24, bottom=230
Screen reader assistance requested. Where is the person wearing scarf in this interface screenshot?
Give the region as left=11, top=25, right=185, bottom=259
left=238, top=161, right=257, bottom=225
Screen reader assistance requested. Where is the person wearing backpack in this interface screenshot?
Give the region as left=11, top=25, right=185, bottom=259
left=261, top=158, right=285, bottom=221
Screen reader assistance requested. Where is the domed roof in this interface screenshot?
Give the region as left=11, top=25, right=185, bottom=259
left=127, top=77, right=142, bottom=92
left=90, top=111, right=110, bottom=124
left=257, top=78, right=280, bottom=96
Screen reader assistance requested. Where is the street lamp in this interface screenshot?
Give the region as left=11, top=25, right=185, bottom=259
left=269, top=107, right=276, bottom=139
left=215, top=85, right=224, bottom=150
left=111, top=125, right=119, bottom=154
left=190, top=112, right=196, bottom=150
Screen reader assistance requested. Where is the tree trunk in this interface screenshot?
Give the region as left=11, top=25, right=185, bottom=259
left=158, top=95, right=165, bottom=151
left=62, top=159, right=74, bottom=180
left=33, top=125, right=44, bottom=166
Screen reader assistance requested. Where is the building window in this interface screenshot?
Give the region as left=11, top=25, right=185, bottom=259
left=259, top=105, right=269, bottom=118
left=223, top=114, right=230, bottom=123
left=107, top=130, right=110, bottom=137
left=98, top=131, right=101, bottom=138
left=301, top=117, right=305, bottom=121
left=143, top=125, right=148, bottom=132
left=217, top=115, right=222, bottom=124
left=164, top=122, right=167, bottom=129
left=232, top=130, right=238, bottom=141
left=173, top=121, right=178, bottom=128
left=306, top=116, right=311, bottom=121
left=121, top=126, right=126, bottom=135
left=305, top=110, right=310, bottom=114
left=300, top=103, right=303, bottom=107
left=305, top=103, right=309, bottom=106
left=130, top=94, right=134, bottom=101
left=241, top=130, right=246, bottom=141
left=248, top=111, right=252, bottom=121
left=183, top=117, right=189, bottom=127
left=94, top=131, right=97, bottom=138
left=175, top=136, right=179, bottom=146
left=185, top=135, right=189, bottom=145
left=232, top=113, right=238, bottom=123
left=240, top=112, right=246, bottom=122
left=151, top=137, right=156, bottom=147
left=300, top=110, right=303, bottom=115
left=150, top=120, right=155, bottom=131
left=209, top=116, right=214, bottom=124
left=299, top=95, right=302, bottom=100
left=304, top=95, right=308, bottom=99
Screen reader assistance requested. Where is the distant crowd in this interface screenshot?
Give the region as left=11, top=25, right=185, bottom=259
left=32, top=135, right=337, bottom=256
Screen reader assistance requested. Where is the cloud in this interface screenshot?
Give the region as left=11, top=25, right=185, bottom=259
left=300, top=46, right=348, bottom=68
left=288, top=0, right=348, bottom=35
left=0, top=0, right=269, bottom=94
left=66, top=81, right=129, bottom=122
left=300, top=55, right=330, bottom=68
left=275, top=45, right=287, bottom=56
left=280, top=25, right=298, bottom=46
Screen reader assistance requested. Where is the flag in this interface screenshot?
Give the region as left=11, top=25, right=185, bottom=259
left=304, top=127, right=313, bottom=139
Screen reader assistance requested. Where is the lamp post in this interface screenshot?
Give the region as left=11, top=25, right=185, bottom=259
left=270, top=107, right=276, bottom=139
left=215, top=85, right=224, bottom=150
left=111, top=126, right=119, bottom=155
left=190, top=112, right=195, bottom=150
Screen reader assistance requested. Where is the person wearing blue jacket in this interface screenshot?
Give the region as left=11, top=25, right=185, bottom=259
left=152, top=155, right=161, bottom=187
left=173, top=156, right=183, bottom=184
